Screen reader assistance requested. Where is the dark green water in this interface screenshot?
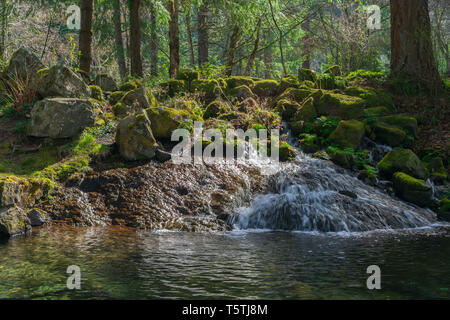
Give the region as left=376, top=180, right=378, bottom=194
left=0, top=225, right=449, bottom=299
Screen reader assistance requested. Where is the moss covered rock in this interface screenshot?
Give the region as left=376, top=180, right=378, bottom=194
left=377, top=148, right=427, bottom=179
left=115, top=111, right=158, bottom=161
left=315, top=92, right=365, bottom=120
left=224, top=76, right=255, bottom=89
left=110, top=91, right=126, bottom=105
left=426, top=157, right=447, bottom=182
left=279, top=75, right=300, bottom=92
left=315, top=73, right=335, bottom=90
left=191, top=79, right=222, bottom=101
left=364, top=107, right=391, bottom=118
left=324, top=65, right=341, bottom=76
left=253, top=80, right=279, bottom=97
left=275, top=99, right=301, bottom=121
left=146, top=106, right=201, bottom=139
left=0, top=206, right=31, bottom=238
left=176, top=69, right=200, bottom=88
left=345, top=86, right=392, bottom=108
left=329, top=120, right=365, bottom=150
left=299, top=133, right=319, bottom=154
left=294, top=97, right=317, bottom=122
left=204, top=100, right=232, bottom=119
left=89, top=85, right=103, bottom=101
left=277, top=87, right=313, bottom=104
left=93, top=73, right=118, bottom=92
left=371, top=122, right=406, bottom=147
left=278, top=141, right=297, bottom=162
left=393, top=172, right=432, bottom=207
left=379, top=115, right=418, bottom=138
left=298, top=68, right=317, bottom=82
left=160, top=79, right=185, bottom=97
left=38, top=64, right=90, bottom=99
left=120, top=87, right=158, bottom=111
left=229, top=85, right=255, bottom=101
left=438, top=198, right=450, bottom=221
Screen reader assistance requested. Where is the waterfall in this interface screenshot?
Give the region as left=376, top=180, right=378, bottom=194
left=231, top=127, right=437, bottom=232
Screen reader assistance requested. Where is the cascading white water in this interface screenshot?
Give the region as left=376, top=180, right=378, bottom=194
left=231, top=127, right=437, bottom=232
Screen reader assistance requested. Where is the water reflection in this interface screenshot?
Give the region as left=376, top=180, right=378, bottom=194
left=0, top=225, right=449, bottom=299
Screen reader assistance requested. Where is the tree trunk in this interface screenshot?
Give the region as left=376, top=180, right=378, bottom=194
left=264, top=32, right=272, bottom=79
left=301, top=19, right=310, bottom=69
left=113, top=0, right=127, bottom=79
left=79, top=0, right=94, bottom=76
left=225, top=25, right=240, bottom=76
left=150, top=2, right=159, bottom=77
left=268, top=0, right=287, bottom=76
left=390, top=0, right=442, bottom=92
left=245, top=18, right=262, bottom=76
left=182, top=0, right=195, bottom=67
left=0, top=0, right=8, bottom=60
left=129, top=0, right=143, bottom=78
left=197, top=1, right=209, bottom=67
left=167, top=0, right=180, bottom=78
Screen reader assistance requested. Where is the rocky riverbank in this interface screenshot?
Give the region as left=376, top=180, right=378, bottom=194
left=0, top=48, right=449, bottom=239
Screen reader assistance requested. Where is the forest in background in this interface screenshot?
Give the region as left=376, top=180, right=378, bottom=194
left=0, top=0, right=447, bottom=84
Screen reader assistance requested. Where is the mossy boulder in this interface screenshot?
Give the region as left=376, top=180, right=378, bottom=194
left=93, top=73, right=118, bottom=92
left=315, top=92, right=365, bottom=119
left=330, top=150, right=351, bottom=168
left=113, top=102, right=128, bottom=118
left=204, top=100, right=232, bottom=119
left=0, top=206, right=31, bottom=239
left=315, top=73, right=335, bottom=90
left=329, top=120, right=365, bottom=150
left=191, top=79, right=222, bottom=101
left=278, top=141, right=297, bottom=162
left=146, top=106, right=201, bottom=139
left=224, top=76, right=255, bottom=89
left=298, top=68, right=317, bottom=82
left=160, top=79, right=185, bottom=97
left=324, top=65, right=342, bottom=76
left=229, top=85, right=255, bottom=101
left=115, top=110, right=158, bottom=161
left=176, top=69, right=200, bottom=90
left=253, top=80, right=279, bottom=97
left=277, top=87, right=313, bottom=104
left=379, top=115, right=418, bottom=138
left=364, top=107, right=390, bottom=118
left=28, top=98, right=96, bottom=138
left=294, top=97, right=317, bottom=122
left=89, top=85, right=103, bottom=101
left=370, top=122, right=406, bottom=147
left=345, top=86, right=392, bottom=108
left=280, top=75, right=300, bottom=92
left=426, top=157, right=447, bottom=182
left=110, top=91, right=126, bottom=105
left=377, top=148, right=427, bottom=179
left=236, top=97, right=258, bottom=113
left=38, top=64, right=90, bottom=99
left=393, top=172, right=432, bottom=207
left=275, top=99, right=301, bottom=121
left=120, top=87, right=158, bottom=111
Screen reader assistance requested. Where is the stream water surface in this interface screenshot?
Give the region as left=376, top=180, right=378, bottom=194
left=1, top=225, right=449, bottom=299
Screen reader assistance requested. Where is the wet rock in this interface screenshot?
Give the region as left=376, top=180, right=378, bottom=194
left=0, top=206, right=31, bottom=238
left=38, top=64, right=90, bottom=99
left=28, top=98, right=96, bottom=138
left=339, top=190, right=357, bottom=199
left=393, top=172, right=432, bottom=207
left=93, top=73, right=118, bottom=92
left=115, top=110, right=158, bottom=161
left=27, top=209, right=46, bottom=226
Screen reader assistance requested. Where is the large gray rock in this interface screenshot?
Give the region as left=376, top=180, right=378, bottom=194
left=38, top=64, right=90, bottom=98
left=28, top=98, right=96, bottom=138
left=0, top=206, right=31, bottom=238
left=120, top=86, right=156, bottom=109
left=115, top=110, right=158, bottom=161
left=93, top=73, right=118, bottom=92
left=5, top=48, right=45, bottom=86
